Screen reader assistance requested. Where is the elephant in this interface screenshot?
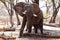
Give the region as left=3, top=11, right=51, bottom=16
left=23, top=3, right=43, bottom=34
left=14, top=2, right=43, bottom=38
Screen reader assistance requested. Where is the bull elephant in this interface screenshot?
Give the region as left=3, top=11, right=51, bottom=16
left=24, top=4, right=43, bottom=33
left=14, top=2, right=43, bottom=38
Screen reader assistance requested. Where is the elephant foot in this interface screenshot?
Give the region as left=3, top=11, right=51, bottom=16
left=41, top=32, right=43, bottom=35
left=35, top=31, right=38, bottom=33
left=28, top=27, right=32, bottom=33
left=34, top=28, right=38, bottom=33
left=28, top=29, right=31, bottom=33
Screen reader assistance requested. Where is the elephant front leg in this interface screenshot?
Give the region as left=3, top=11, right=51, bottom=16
left=15, top=12, right=20, bottom=25
left=27, top=20, right=32, bottom=33
left=19, top=16, right=27, bottom=38
left=28, top=26, right=32, bottom=33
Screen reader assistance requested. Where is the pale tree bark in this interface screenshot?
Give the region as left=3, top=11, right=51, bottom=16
left=1, top=0, right=14, bottom=27
left=1, top=0, right=21, bottom=27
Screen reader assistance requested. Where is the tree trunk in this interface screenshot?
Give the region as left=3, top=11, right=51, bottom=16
left=46, top=1, right=49, bottom=14
left=49, top=0, right=60, bottom=23
left=1, top=0, right=7, bottom=8
left=49, top=4, right=60, bottom=23
left=49, top=9, right=58, bottom=23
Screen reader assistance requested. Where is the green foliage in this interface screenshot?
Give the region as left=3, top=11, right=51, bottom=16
left=43, top=13, right=51, bottom=19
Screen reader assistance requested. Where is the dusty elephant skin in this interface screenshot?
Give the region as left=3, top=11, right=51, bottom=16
left=14, top=2, right=26, bottom=17
left=14, top=2, right=43, bottom=38
left=24, top=3, right=43, bottom=34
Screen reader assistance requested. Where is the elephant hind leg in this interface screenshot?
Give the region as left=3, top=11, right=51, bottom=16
left=39, top=22, right=43, bottom=34
left=40, top=26, right=43, bottom=34
left=33, top=25, right=38, bottom=33
left=38, top=17, right=43, bottom=34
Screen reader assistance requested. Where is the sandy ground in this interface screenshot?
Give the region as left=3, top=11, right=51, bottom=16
left=0, top=16, right=60, bottom=40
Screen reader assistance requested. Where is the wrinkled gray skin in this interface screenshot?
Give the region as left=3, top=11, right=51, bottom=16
left=14, top=2, right=43, bottom=38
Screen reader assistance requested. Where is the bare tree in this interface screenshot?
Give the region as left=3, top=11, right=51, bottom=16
left=8, top=0, right=21, bottom=27
left=0, top=0, right=7, bottom=8
left=0, top=0, right=14, bottom=27
left=46, top=1, right=49, bottom=14
left=49, top=0, right=60, bottom=23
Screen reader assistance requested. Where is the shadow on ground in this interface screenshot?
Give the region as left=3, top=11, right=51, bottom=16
left=19, top=33, right=60, bottom=40
left=22, top=33, right=60, bottom=38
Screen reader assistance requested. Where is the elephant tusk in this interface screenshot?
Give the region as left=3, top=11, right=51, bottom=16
left=23, top=10, right=27, bottom=14
left=33, top=14, right=37, bottom=17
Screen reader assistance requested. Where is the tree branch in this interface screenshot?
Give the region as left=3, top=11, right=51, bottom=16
left=56, top=3, right=60, bottom=10
left=1, top=1, right=7, bottom=8
left=51, top=0, right=56, bottom=8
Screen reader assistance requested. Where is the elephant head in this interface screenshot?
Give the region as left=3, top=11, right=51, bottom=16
left=14, top=2, right=26, bottom=17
